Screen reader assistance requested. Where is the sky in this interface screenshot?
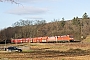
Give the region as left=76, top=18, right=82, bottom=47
left=0, top=0, right=90, bottom=29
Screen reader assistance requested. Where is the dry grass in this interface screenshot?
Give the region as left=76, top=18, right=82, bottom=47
left=0, top=42, right=90, bottom=60
left=82, top=35, right=90, bottom=43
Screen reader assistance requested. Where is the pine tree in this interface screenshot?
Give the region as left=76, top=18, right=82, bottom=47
left=82, top=12, right=89, bottom=19
left=72, top=17, right=81, bottom=26
left=61, top=18, right=65, bottom=27
left=72, top=17, right=76, bottom=25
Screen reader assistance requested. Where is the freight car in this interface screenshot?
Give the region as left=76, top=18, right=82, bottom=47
left=11, top=38, right=32, bottom=44
left=11, top=35, right=74, bottom=43
left=32, top=37, right=48, bottom=43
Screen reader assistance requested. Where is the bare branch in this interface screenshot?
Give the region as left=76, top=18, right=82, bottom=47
left=0, top=0, right=20, bottom=4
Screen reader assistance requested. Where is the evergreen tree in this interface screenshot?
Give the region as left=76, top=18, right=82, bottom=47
left=82, top=12, right=89, bottom=19
left=61, top=18, right=65, bottom=27
left=72, top=17, right=76, bottom=25
left=72, top=17, right=81, bottom=26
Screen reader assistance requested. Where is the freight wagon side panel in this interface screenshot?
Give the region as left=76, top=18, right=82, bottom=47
left=22, top=38, right=26, bottom=43
left=11, top=39, right=14, bottom=43
left=18, top=39, right=23, bottom=43
left=47, top=37, right=56, bottom=42
left=26, top=38, right=31, bottom=43
left=37, top=37, right=42, bottom=43
left=32, top=38, right=37, bottom=43
left=42, top=37, right=48, bottom=42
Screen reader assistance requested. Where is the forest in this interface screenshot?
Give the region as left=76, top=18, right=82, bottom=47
left=0, top=13, right=90, bottom=43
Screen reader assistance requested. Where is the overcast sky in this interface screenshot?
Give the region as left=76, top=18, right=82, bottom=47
left=0, top=0, right=90, bottom=29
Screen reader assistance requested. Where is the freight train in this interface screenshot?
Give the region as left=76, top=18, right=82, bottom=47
left=11, top=35, right=74, bottom=43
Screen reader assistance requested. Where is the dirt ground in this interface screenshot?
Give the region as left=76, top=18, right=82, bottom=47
left=0, top=42, right=90, bottom=60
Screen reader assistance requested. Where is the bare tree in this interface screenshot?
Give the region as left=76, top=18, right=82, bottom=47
left=0, top=0, right=19, bottom=4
